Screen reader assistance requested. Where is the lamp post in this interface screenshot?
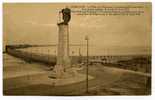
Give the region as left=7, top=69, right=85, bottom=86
left=85, top=35, right=89, bottom=93
left=71, top=51, right=74, bottom=66
left=47, top=49, right=50, bottom=62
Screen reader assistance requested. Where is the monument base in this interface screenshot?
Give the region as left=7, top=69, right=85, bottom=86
left=49, top=65, right=77, bottom=79
left=48, top=65, right=94, bottom=86
left=48, top=73, right=94, bottom=86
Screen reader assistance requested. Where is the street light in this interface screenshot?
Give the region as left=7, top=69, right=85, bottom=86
left=47, top=49, right=50, bottom=62
left=85, top=35, right=89, bottom=93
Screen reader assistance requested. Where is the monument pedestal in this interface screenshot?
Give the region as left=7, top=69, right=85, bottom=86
left=50, top=23, right=75, bottom=78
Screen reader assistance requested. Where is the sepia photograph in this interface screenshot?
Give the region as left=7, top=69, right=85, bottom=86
left=3, top=2, right=151, bottom=96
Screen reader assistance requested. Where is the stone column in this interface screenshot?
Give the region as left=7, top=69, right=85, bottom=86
left=57, top=23, right=70, bottom=67
left=52, top=23, right=71, bottom=78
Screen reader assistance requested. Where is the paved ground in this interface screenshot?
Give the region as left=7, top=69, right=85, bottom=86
left=3, top=54, right=150, bottom=95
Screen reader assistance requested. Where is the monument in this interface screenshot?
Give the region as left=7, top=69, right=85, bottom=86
left=50, top=8, right=75, bottom=78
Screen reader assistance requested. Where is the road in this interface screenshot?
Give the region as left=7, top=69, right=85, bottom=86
left=3, top=54, right=150, bottom=95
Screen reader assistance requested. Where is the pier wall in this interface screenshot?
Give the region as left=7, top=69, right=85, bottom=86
left=6, top=47, right=56, bottom=66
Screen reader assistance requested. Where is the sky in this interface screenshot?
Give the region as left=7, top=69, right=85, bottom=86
left=3, top=3, right=152, bottom=52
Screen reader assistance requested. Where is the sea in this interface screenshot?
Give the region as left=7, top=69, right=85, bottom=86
left=17, top=45, right=151, bottom=56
